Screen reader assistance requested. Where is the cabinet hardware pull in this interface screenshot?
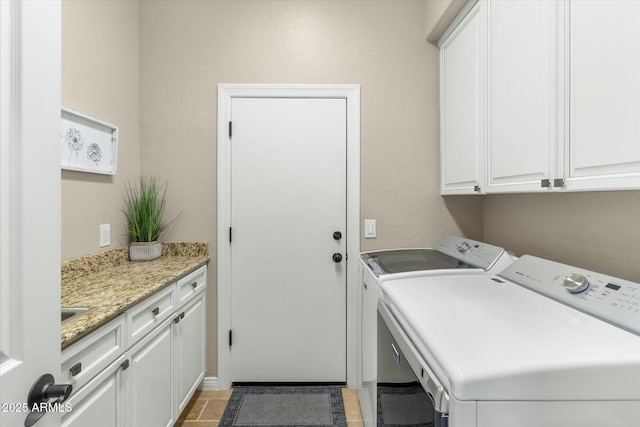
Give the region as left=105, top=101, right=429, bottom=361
left=541, top=179, right=551, bottom=188
left=191, top=282, right=198, bottom=289
left=174, top=316, right=180, bottom=324
left=121, top=360, right=129, bottom=371
left=70, top=363, right=82, bottom=377
left=180, top=312, right=185, bottom=319
left=474, top=185, right=481, bottom=192
left=152, top=307, right=160, bottom=316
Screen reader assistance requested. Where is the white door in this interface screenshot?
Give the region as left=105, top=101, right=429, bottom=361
left=230, top=97, right=347, bottom=382
left=0, top=1, right=62, bottom=427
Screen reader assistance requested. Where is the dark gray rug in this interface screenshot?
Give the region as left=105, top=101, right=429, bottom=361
left=220, top=385, right=347, bottom=427
left=377, top=384, right=433, bottom=426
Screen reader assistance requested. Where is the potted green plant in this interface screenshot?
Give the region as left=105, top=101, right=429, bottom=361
left=122, top=176, right=178, bottom=261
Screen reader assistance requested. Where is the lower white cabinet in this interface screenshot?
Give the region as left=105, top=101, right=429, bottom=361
left=61, top=265, right=207, bottom=427
left=126, top=317, right=174, bottom=427
left=174, top=294, right=206, bottom=415
left=62, top=354, right=126, bottom=427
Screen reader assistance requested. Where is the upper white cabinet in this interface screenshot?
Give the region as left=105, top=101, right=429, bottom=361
left=440, top=0, right=640, bottom=194
left=440, top=1, right=486, bottom=195
left=562, top=0, right=640, bottom=190
left=486, top=0, right=557, bottom=193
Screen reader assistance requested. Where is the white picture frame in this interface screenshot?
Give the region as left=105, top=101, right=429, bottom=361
left=61, top=107, right=118, bottom=175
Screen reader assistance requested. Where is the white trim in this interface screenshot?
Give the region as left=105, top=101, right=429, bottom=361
left=217, top=84, right=361, bottom=389
left=438, top=0, right=481, bottom=48
left=0, top=0, right=18, bottom=367
left=199, top=376, right=219, bottom=391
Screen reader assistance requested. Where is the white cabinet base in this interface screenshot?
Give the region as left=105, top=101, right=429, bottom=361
left=62, top=265, right=208, bottom=427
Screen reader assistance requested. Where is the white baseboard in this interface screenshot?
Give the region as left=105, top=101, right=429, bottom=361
left=199, top=376, right=220, bottom=390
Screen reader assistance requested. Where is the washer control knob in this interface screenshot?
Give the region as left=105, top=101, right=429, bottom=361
left=456, top=241, right=472, bottom=254
left=562, top=273, right=590, bottom=293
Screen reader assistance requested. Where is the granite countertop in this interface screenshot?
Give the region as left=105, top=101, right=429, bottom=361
left=61, top=242, right=209, bottom=349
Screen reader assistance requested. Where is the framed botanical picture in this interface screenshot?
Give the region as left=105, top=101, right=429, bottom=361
left=61, top=107, right=118, bottom=175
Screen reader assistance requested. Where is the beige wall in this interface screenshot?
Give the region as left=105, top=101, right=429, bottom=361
left=62, top=0, right=140, bottom=260
left=483, top=192, right=640, bottom=282
left=138, top=0, right=482, bottom=377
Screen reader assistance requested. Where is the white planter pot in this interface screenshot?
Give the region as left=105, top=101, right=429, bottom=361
left=129, top=241, right=162, bottom=261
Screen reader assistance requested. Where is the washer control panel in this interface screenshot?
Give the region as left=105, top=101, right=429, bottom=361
left=436, top=236, right=506, bottom=271
left=500, top=255, right=640, bottom=335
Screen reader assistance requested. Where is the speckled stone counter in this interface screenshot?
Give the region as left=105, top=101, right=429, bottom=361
left=61, top=242, right=209, bottom=349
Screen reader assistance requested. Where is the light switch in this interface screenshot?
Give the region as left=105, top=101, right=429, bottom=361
left=364, top=219, right=376, bottom=239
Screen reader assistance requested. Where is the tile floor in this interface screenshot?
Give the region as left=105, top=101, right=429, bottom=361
left=174, top=388, right=364, bottom=427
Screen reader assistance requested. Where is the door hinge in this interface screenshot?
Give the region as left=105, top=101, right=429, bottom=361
left=229, top=227, right=232, bottom=243
left=229, top=330, right=233, bottom=347
left=554, top=178, right=565, bottom=188
left=229, top=121, right=232, bottom=138
left=541, top=179, right=551, bottom=188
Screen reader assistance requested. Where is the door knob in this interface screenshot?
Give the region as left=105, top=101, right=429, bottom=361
left=25, top=374, right=72, bottom=426
left=333, top=231, right=342, bottom=241
left=332, top=253, right=343, bottom=263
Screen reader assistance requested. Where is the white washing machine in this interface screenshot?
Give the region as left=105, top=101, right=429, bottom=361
left=358, top=236, right=515, bottom=426
left=378, top=255, right=640, bottom=427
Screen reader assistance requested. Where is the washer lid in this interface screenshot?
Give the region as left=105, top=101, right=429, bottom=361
left=360, top=236, right=509, bottom=277
left=361, top=249, right=470, bottom=276
left=382, top=274, right=640, bottom=402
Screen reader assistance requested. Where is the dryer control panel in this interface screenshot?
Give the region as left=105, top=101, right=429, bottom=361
left=500, top=255, right=640, bottom=336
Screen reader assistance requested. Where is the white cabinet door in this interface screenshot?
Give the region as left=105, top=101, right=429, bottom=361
left=563, top=0, right=640, bottom=190
left=486, top=0, right=557, bottom=193
left=126, top=319, right=174, bottom=427
left=174, top=293, right=206, bottom=415
left=61, top=356, right=125, bottom=427
left=440, top=2, right=486, bottom=195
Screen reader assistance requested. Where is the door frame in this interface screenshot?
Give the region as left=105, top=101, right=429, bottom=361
left=217, top=84, right=360, bottom=389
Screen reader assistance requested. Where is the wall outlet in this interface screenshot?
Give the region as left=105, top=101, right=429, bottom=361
left=100, top=224, right=110, bottom=247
